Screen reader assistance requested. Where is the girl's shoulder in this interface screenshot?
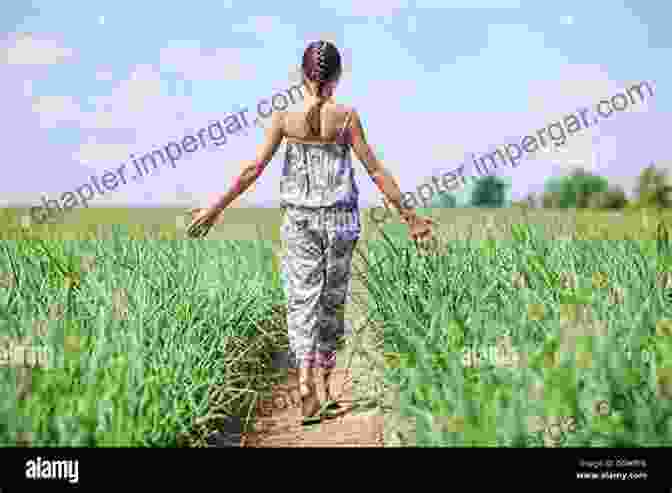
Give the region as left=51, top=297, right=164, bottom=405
left=333, top=101, right=355, bottom=115
left=328, top=102, right=357, bottom=127
left=281, top=100, right=355, bottom=117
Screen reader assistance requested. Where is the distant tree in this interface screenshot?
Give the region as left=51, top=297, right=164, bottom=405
left=469, top=174, right=510, bottom=208
left=634, top=163, right=672, bottom=208
left=587, top=185, right=628, bottom=209
left=542, top=167, right=610, bottom=208
left=541, top=190, right=562, bottom=208
left=431, top=191, right=457, bottom=208
left=524, top=192, right=539, bottom=209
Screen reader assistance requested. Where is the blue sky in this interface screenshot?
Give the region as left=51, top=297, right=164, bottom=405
left=2, top=0, right=670, bottom=211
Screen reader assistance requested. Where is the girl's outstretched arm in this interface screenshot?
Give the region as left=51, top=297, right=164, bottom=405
left=349, top=109, right=435, bottom=243
left=211, top=111, right=285, bottom=212
left=349, top=110, right=414, bottom=222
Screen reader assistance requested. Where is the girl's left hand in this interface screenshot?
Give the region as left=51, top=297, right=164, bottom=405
left=404, top=213, right=436, bottom=243
left=186, top=207, right=220, bottom=238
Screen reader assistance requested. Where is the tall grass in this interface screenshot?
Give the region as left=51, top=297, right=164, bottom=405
left=0, top=223, right=288, bottom=447
left=3, top=206, right=672, bottom=448
left=360, top=208, right=672, bottom=447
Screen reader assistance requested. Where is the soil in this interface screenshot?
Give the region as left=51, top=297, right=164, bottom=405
left=242, top=349, right=384, bottom=447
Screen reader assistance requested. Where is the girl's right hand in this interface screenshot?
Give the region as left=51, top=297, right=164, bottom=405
left=186, top=207, right=220, bottom=238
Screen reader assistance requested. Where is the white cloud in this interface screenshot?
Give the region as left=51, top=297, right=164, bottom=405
left=415, top=0, right=521, bottom=7
left=534, top=133, right=599, bottom=172
left=429, top=143, right=472, bottom=170
left=84, top=64, right=193, bottom=133
left=319, top=0, right=409, bottom=18
left=319, top=0, right=520, bottom=17
left=23, top=80, right=33, bottom=97
left=231, top=16, right=280, bottom=35
left=2, top=33, right=75, bottom=66
left=72, top=140, right=133, bottom=170
left=560, top=15, right=574, bottom=25
left=529, top=65, right=614, bottom=105
left=27, top=62, right=197, bottom=155
left=159, top=43, right=256, bottom=81
left=31, top=95, right=83, bottom=128
left=95, top=70, right=113, bottom=81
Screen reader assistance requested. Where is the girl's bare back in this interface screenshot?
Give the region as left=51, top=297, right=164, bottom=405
left=282, top=102, right=351, bottom=143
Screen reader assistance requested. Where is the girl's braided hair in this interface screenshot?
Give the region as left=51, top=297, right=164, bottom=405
left=301, top=40, right=342, bottom=137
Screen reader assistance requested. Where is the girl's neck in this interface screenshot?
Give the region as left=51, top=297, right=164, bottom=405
left=304, top=94, right=333, bottom=109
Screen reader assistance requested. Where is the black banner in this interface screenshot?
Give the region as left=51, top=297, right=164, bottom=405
left=0, top=448, right=668, bottom=490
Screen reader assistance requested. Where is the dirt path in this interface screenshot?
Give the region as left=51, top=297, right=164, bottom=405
left=242, top=348, right=384, bottom=447
left=243, top=235, right=385, bottom=447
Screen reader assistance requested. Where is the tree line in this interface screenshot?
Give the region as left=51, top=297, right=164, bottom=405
left=429, top=163, right=672, bottom=211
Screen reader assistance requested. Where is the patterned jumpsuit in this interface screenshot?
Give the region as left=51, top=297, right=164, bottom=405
left=279, top=111, right=360, bottom=371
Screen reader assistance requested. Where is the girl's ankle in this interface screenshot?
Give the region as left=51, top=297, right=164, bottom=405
left=298, top=366, right=314, bottom=384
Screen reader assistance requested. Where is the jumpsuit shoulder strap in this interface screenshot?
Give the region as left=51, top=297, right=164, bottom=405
left=338, top=108, right=353, bottom=139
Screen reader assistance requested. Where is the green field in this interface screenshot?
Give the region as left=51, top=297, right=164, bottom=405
left=370, top=208, right=672, bottom=446
left=1, top=206, right=671, bottom=447
left=1, top=207, right=289, bottom=447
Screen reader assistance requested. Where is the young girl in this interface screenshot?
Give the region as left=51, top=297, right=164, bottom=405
left=187, top=40, right=435, bottom=424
